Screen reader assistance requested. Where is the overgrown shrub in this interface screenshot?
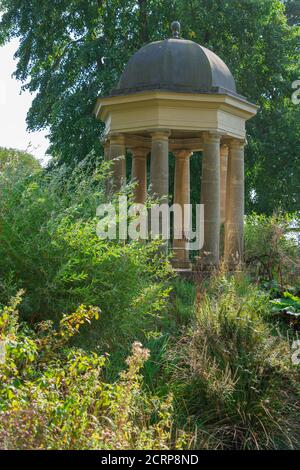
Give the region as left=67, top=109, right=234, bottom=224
left=169, top=274, right=300, bottom=450
left=0, top=294, right=186, bottom=450
left=2, top=153, right=300, bottom=450
left=0, top=147, right=41, bottom=173
left=244, top=213, right=300, bottom=285
left=0, top=155, right=173, bottom=360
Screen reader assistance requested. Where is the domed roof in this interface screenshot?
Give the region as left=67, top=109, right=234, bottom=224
left=112, top=24, right=237, bottom=96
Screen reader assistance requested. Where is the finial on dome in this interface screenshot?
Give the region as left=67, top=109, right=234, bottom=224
left=171, top=21, right=181, bottom=39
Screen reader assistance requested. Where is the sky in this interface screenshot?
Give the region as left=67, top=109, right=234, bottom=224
left=0, top=39, right=50, bottom=165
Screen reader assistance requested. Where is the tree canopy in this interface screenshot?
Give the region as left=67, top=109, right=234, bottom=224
left=0, top=0, right=299, bottom=214
left=284, top=0, right=300, bottom=25
left=0, top=147, right=41, bottom=172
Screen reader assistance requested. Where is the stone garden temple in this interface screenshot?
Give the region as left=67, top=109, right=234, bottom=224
left=95, top=22, right=258, bottom=269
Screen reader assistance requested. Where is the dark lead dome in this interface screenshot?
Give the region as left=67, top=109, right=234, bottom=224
left=112, top=37, right=237, bottom=96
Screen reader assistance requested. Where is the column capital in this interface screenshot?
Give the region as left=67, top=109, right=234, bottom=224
left=220, top=143, right=229, bottom=160
left=109, top=133, right=126, bottom=145
left=173, top=149, right=193, bottom=159
left=131, top=147, right=149, bottom=159
left=202, top=131, right=222, bottom=144
left=228, top=138, right=246, bottom=149
left=150, top=130, right=171, bottom=141
left=220, top=143, right=229, bottom=151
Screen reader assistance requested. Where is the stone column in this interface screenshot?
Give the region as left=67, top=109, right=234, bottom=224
left=224, top=139, right=245, bottom=267
left=150, top=131, right=170, bottom=250
left=104, top=140, right=110, bottom=161
left=109, top=134, right=126, bottom=192
left=173, top=150, right=192, bottom=269
left=103, top=140, right=110, bottom=196
left=200, top=132, right=221, bottom=266
left=220, top=144, right=228, bottom=224
left=150, top=131, right=170, bottom=202
left=131, top=148, right=148, bottom=204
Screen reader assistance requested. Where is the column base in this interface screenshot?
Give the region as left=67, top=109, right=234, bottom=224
left=196, top=254, right=220, bottom=271
left=172, top=245, right=191, bottom=270
left=172, top=259, right=192, bottom=270
left=223, top=260, right=245, bottom=272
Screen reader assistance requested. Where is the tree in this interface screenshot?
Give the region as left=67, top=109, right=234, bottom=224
left=174, top=0, right=300, bottom=213
left=0, top=0, right=299, bottom=213
left=0, top=147, right=41, bottom=172
left=284, top=0, right=300, bottom=25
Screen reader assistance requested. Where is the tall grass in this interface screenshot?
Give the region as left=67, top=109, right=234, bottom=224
left=169, top=274, right=300, bottom=449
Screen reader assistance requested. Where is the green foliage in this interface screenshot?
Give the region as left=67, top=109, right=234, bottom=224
left=168, top=274, right=300, bottom=449
left=271, top=291, right=300, bottom=313
left=1, top=163, right=300, bottom=449
left=0, top=294, right=185, bottom=450
left=244, top=213, right=300, bottom=285
left=169, top=278, right=197, bottom=327
left=270, top=291, right=300, bottom=327
left=0, top=147, right=41, bottom=173
left=1, top=160, right=300, bottom=451
left=0, top=1, right=299, bottom=213
left=284, top=0, right=300, bottom=25
left=0, top=154, right=176, bottom=382
left=0, top=154, right=172, bottom=322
